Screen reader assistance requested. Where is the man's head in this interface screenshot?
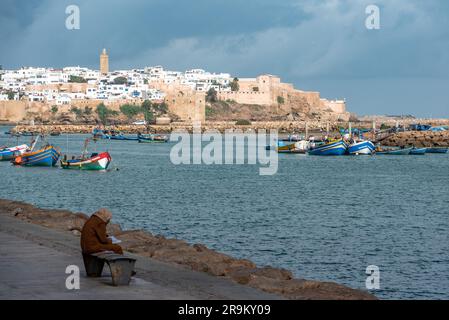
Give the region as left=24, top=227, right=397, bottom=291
left=94, top=208, right=113, bottom=224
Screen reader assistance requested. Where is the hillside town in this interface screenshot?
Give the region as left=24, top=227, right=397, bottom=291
left=0, top=49, right=349, bottom=125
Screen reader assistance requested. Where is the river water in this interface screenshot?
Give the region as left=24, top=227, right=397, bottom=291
left=1, top=126, right=448, bottom=299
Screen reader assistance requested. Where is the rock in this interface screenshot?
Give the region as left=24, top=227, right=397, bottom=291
left=253, top=266, right=293, bottom=280
left=13, top=207, right=24, bottom=216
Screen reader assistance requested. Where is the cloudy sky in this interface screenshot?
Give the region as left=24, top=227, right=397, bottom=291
left=1, top=0, right=448, bottom=117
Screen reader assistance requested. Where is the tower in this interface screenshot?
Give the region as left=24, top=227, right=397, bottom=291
left=100, top=48, right=109, bottom=75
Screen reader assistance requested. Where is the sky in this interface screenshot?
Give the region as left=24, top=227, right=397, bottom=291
left=1, top=0, right=448, bottom=117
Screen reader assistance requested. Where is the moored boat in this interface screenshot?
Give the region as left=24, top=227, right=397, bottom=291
left=425, top=147, right=448, bottom=154
left=107, top=133, right=138, bottom=141
left=409, top=147, right=427, bottom=155
left=0, top=144, right=29, bottom=161
left=348, top=140, right=375, bottom=155
left=60, top=138, right=111, bottom=170
left=137, top=133, right=169, bottom=143
left=277, top=140, right=309, bottom=154
left=375, top=146, right=413, bottom=155
left=308, top=139, right=347, bottom=156
left=61, top=152, right=112, bottom=170
left=12, top=145, right=60, bottom=167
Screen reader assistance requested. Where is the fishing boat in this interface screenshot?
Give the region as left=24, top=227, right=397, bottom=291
left=375, top=146, right=413, bottom=155
left=12, top=145, right=60, bottom=166
left=92, top=128, right=107, bottom=139
left=277, top=140, right=309, bottom=154
left=50, top=132, right=61, bottom=137
left=0, top=144, right=29, bottom=161
left=308, top=139, right=347, bottom=156
left=60, top=138, right=112, bottom=170
left=61, top=152, right=112, bottom=170
left=348, top=140, right=375, bottom=155
left=106, top=133, right=138, bottom=141
left=425, top=147, right=448, bottom=154
left=409, top=147, right=427, bottom=155
left=21, top=132, right=37, bottom=137
left=138, top=133, right=169, bottom=143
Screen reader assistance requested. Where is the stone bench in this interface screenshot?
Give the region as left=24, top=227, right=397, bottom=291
left=82, top=252, right=136, bottom=286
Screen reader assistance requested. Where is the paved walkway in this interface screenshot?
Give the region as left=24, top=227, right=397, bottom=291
left=0, top=215, right=281, bottom=300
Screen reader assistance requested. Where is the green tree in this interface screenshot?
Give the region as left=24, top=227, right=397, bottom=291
left=154, top=101, right=168, bottom=114
left=113, top=76, right=128, bottom=85
left=51, top=105, right=58, bottom=114
left=70, top=106, right=83, bottom=120
left=141, top=100, right=154, bottom=123
left=96, top=103, right=109, bottom=124
left=230, top=77, right=239, bottom=92
left=206, top=88, right=218, bottom=103
left=7, top=91, right=15, bottom=100
left=120, top=103, right=142, bottom=120
left=277, top=96, right=285, bottom=105
left=84, top=106, right=92, bottom=116
left=68, top=75, right=87, bottom=83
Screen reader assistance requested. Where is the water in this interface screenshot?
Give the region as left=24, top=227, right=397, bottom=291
left=1, top=126, right=448, bottom=299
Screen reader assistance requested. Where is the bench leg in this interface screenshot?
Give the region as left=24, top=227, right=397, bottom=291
left=106, top=260, right=136, bottom=286
left=82, top=254, right=105, bottom=277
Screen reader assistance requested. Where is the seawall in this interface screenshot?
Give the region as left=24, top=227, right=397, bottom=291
left=0, top=199, right=376, bottom=300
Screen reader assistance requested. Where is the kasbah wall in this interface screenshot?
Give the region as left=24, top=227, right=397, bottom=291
left=217, top=75, right=347, bottom=117
left=0, top=82, right=205, bottom=123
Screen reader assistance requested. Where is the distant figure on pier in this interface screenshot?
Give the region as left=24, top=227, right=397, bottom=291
left=81, top=208, right=123, bottom=254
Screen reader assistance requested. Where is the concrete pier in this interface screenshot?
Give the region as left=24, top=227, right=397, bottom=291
left=0, top=215, right=281, bottom=300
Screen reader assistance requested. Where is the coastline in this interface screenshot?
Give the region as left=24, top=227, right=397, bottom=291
left=0, top=198, right=376, bottom=300
left=8, top=123, right=449, bottom=148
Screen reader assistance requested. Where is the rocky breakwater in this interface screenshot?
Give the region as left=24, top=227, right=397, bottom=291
left=381, top=131, right=449, bottom=148
left=13, top=121, right=346, bottom=135
left=0, top=199, right=376, bottom=300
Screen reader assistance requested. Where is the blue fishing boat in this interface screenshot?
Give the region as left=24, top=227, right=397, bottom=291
left=425, top=147, right=448, bottom=154
left=0, top=144, right=29, bottom=161
left=409, top=147, right=427, bottom=155
left=12, top=145, right=60, bottom=167
left=106, top=134, right=138, bottom=141
left=348, top=140, right=375, bottom=155
left=137, top=133, right=169, bottom=143
left=308, top=139, right=347, bottom=156
left=375, top=146, right=413, bottom=155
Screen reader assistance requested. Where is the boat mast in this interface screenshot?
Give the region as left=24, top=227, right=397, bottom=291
left=82, top=138, right=90, bottom=159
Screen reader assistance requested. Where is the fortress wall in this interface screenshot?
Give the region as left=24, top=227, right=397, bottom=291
left=165, top=90, right=205, bottom=122
left=217, top=91, right=272, bottom=105
left=0, top=101, right=28, bottom=122
left=322, top=100, right=346, bottom=114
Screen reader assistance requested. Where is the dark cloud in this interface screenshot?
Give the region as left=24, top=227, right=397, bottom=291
left=0, top=0, right=448, bottom=117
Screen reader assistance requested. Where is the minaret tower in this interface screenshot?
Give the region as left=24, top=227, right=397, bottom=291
left=100, top=48, right=109, bottom=75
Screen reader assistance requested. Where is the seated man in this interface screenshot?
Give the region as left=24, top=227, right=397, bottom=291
left=81, top=208, right=123, bottom=255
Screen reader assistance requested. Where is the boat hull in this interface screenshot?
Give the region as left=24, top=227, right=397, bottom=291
left=348, top=141, right=375, bottom=155
left=277, top=140, right=309, bottom=154
left=410, top=148, right=427, bottom=155
left=13, top=146, right=60, bottom=167
left=0, top=144, right=29, bottom=161
left=376, top=147, right=413, bottom=155
left=138, top=139, right=167, bottom=143
left=61, top=152, right=112, bottom=170
left=107, top=135, right=138, bottom=141
left=308, top=140, right=347, bottom=156
left=425, top=147, right=448, bottom=154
